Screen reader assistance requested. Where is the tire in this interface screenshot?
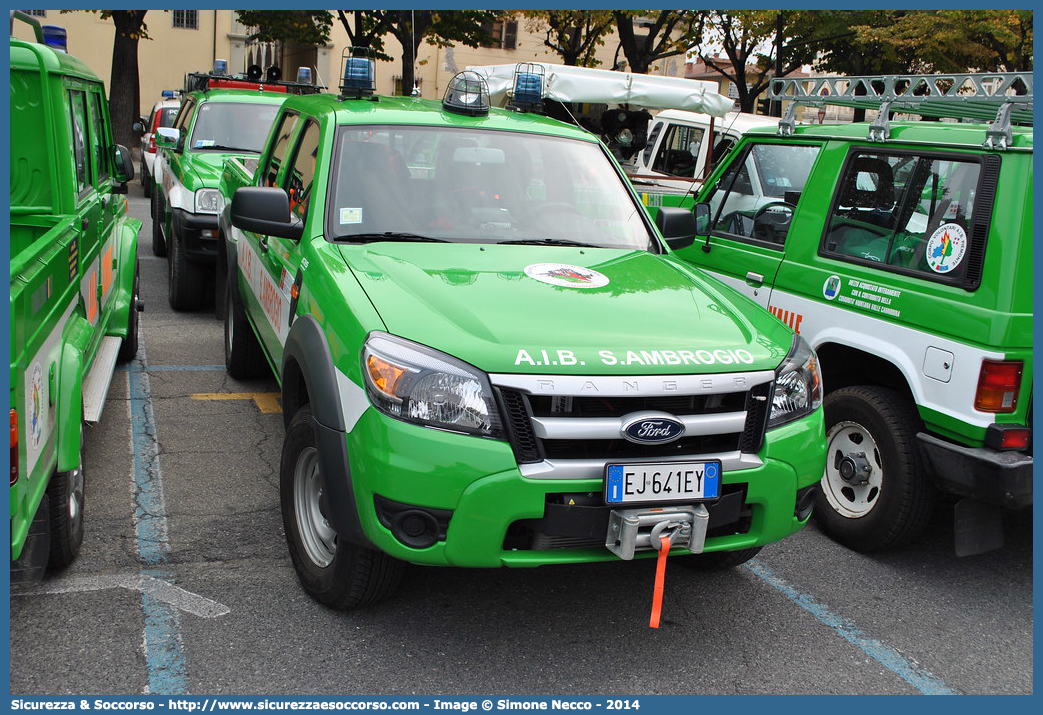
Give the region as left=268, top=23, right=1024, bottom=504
left=141, top=166, right=151, bottom=198
left=168, top=220, right=205, bottom=311
left=280, top=405, right=405, bottom=610
left=117, top=262, right=140, bottom=363
left=47, top=420, right=86, bottom=570
left=224, top=272, right=269, bottom=379
left=680, top=546, right=762, bottom=571
left=813, top=386, right=935, bottom=552
left=151, top=190, right=167, bottom=257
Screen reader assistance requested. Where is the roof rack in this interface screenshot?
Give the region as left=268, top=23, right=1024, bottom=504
left=184, top=70, right=324, bottom=96
left=769, top=72, right=1032, bottom=148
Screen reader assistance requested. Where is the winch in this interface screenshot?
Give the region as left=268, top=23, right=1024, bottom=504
left=605, top=504, right=710, bottom=560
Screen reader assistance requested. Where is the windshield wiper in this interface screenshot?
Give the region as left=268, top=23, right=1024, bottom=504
left=498, top=238, right=600, bottom=248
left=199, top=144, right=259, bottom=153
left=334, top=232, right=448, bottom=244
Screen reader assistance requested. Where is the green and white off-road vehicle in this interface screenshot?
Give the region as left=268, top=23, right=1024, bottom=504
left=218, top=63, right=826, bottom=609
left=674, top=73, right=1032, bottom=555
left=10, top=12, right=141, bottom=580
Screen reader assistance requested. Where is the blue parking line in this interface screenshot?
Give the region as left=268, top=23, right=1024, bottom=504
left=127, top=345, right=189, bottom=695
left=118, top=364, right=224, bottom=372
left=745, top=559, right=957, bottom=695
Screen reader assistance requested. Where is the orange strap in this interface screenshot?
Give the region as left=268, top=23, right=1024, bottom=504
left=649, top=535, right=671, bottom=629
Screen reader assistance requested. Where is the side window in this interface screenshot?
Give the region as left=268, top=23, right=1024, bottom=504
left=264, top=111, right=300, bottom=187
left=652, top=124, right=704, bottom=177
left=822, top=151, right=982, bottom=284
left=705, top=143, right=819, bottom=245
left=173, top=99, right=196, bottom=143
left=88, top=91, right=109, bottom=183
left=284, top=121, right=320, bottom=221
left=68, top=89, right=91, bottom=194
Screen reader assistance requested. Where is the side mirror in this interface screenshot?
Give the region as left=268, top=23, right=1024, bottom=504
left=655, top=206, right=696, bottom=250
left=155, top=126, right=180, bottom=152
left=231, top=186, right=304, bottom=241
left=133, top=118, right=146, bottom=134
left=111, top=144, right=135, bottom=188
left=693, top=203, right=711, bottom=235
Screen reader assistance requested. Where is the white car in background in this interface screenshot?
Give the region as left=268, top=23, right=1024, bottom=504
left=134, top=94, right=181, bottom=197
left=636, top=110, right=780, bottom=192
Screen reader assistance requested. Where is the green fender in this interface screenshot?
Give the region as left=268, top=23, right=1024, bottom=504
left=55, top=315, right=92, bottom=473
left=108, top=216, right=142, bottom=338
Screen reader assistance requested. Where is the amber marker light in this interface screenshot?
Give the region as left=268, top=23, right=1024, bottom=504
left=367, top=355, right=407, bottom=398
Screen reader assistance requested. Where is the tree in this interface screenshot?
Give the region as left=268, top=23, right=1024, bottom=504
left=381, top=10, right=499, bottom=95
left=854, top=11, right=1032, bottom=73
left=611, top=11, right=704, bottom=75
left=234, top=11, right=332, bottom=46
left=60, top=10, right=149, bottom=149
left=692, top=11, right=821, bottom=114
left=521, top=10, right=614, bottom=67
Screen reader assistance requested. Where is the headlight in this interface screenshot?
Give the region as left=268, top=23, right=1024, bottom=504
left=195, top=188, right=223, bottom=214
left=768, top=334, right=823, bottom=430
left=362, top=333, right=504, bottom=439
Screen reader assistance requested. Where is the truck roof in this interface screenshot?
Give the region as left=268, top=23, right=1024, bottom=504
left=283, top=92, right=600, bottom=142
left=10, top=36, right=100, bottom=83
left=742, top=119, right=1033, bottom=150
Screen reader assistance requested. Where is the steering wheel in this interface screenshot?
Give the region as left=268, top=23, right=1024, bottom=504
left=752, top=201, right=796, bottom=242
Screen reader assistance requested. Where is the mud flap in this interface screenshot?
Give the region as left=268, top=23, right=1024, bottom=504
left=953, top=497, right=1004, bottom=557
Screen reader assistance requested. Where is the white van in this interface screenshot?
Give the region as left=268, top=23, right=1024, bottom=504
left=635, top=110, right=779, bottom=193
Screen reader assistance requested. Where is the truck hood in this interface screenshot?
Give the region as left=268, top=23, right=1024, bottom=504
left=184, top=150, right=257, bottom=188
left=340, top=244, right=792, bottom=375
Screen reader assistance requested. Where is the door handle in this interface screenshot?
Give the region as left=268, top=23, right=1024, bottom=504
left=81, top=218, right=89, bottom=231
left=745, top=271, right=764, bottom=287
left=258, top=236, right=269, bottom=253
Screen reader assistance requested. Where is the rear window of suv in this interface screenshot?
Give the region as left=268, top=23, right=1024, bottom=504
left=820, top=149, right=997, bottom=289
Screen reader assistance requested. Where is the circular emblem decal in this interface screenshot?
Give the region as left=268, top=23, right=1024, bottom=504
left=823, top=275, right=841, bottom=301
left=621, top=412, right=685, bottom=445
left=28, top=362, right=44, bottom=451
left=524, top=263, right=609, bottom=289
left=925, top=223, right=968, bottom=274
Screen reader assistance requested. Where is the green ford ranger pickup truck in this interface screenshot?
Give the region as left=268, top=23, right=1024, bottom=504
left=218, top=64, right=826, bottom=609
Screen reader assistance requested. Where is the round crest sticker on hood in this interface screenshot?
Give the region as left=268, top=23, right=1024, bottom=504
left=524, top=263, right=609, bottom=289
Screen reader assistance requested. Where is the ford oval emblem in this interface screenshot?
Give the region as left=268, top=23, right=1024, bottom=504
left=620, top=412, right=685, bottom=445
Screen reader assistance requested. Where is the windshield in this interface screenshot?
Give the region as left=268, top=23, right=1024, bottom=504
left=189, top=101, right=281, bottom=153
left=327, top=126, right=655, bottom=250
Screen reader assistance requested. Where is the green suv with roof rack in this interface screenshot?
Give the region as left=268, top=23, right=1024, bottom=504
left=673, top=73, right=1032, bottom=555
left=152, top=69, right=319, bottom=310
left=217, top=61, right=826, bottom=610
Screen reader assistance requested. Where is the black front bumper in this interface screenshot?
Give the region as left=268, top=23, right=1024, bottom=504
left=918, top=432, right=1032, bottom=509
left=172, top=208, right=220, bottom=262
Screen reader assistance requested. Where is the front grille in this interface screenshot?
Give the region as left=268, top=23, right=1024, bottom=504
left=528, top=392, right=745, bottom=418
left=541, top=434, right=738, bottom=460
left=493, top=371, right=774, bottom=467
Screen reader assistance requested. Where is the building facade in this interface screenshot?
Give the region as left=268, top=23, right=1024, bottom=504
left=14, top=10, right=693, bottom=118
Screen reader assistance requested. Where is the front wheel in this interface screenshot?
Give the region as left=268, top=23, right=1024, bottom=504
left=168, top=224, right=205, bottom=311
left=280, top=405, right=405, bottom=609
left=117, top=262, right=140, bottom=363
left=151, top=191, right=167, bottom=257
left=47, top=419, right=86, bottom=570
left=814, top=386, right=935, bottom=551
left=141, top=167, right=152, bottom=198
left=224, top=273, right=269, bottom=379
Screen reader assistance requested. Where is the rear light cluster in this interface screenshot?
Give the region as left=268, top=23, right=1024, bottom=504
left=974, top=360, right=1022, bottom=413
left=10, top=410, right=18, bottom=486
left=147, top=135, right=157, bottom=154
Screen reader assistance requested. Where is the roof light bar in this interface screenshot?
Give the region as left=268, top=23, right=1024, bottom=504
left=443, top=71, right=490, bottom=117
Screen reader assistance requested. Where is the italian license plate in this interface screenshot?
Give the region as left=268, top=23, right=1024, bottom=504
left=604, top=462, right=721, bottom=505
